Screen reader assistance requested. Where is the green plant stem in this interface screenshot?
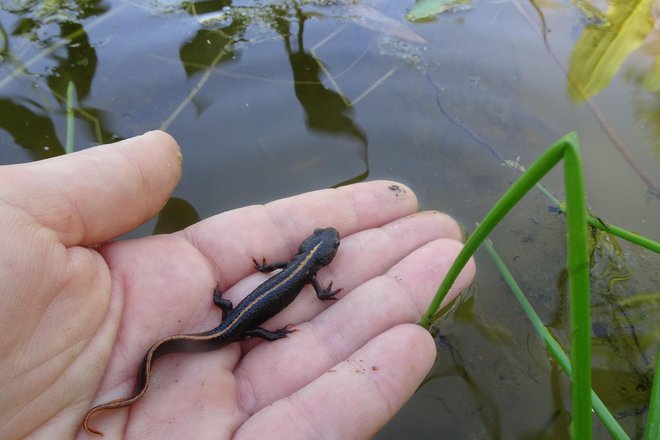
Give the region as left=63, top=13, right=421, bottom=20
left=420, top=132, right=592, bottom=438
left=562, top=136, right=591, bottom=440
left=483, top=240, right=630, bottom=440
left=536, top=182, right=659, bottom=253
left=645, top=346, right=660, bottom=440
left=587, top=217, right=660, bottom=254
left=420, top=133, right=570, bottom=326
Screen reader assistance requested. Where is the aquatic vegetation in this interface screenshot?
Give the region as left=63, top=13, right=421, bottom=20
left=567, top=0, right=655, bottom=101
left=572, top=0, right=610, bottom=26
left=337, top=0, right=426, bottom=43
left=377, top=35, right=425, bottom=71
left=421, top=133, right=660, bottom=439
left=2, top=0, right=108, bottom=40
left=406, top=0, right=471, bottom=22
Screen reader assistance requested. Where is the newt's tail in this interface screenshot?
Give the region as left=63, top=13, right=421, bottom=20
left=82, top=334, right=197, bottom=436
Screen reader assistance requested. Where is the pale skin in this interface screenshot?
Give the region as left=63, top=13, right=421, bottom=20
left=0, top=130, right=475, bottom=440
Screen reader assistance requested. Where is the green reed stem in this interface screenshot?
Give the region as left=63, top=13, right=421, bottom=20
left=536, top=182, right=659, bottom=254
left=420, top=132, right=592, bottom=438
left=645, top=347, right=660, bottom=440
left=562, top=136, right=591, bottom=439
left=483, top=240, right=630, bottom=440
left=420, top=133, right=570, bottom=325
left=587, top=217, right=660, bottom=254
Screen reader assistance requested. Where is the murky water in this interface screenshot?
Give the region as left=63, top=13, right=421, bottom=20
left=1, top=0, right=659, bottom=438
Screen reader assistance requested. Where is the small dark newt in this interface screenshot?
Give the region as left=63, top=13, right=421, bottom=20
left=83, top=227, right=341, bottom=436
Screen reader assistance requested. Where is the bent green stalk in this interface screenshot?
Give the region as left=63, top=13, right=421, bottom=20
left=562, top=137, right=591, bottom=440
left=420, top=132, right=591, bottom=439
left=586, top=217, right=660, bottom=254
left=645, top=347, right=660, bottom=440
left=483, top=240, right=630, bottom=440
left=536, top=182, right=660, bottom=254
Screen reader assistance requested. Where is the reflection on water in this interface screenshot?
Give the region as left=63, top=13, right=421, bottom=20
left=178, top=20, right=243, bottom=77
left=0, top=96, right=63, bottom=158
left=154, top=196, right=201, bottom=234
left=1, top=1, right=659, bottom=439
left=277, top=6, right=367, bottom=145
left=588, top=229, right=659, bottom=418
left=0, top=2, right=119, bottom=160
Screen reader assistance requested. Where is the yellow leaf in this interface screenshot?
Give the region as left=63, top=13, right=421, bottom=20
left=567, top=0, right=654, bottom=101
left=643, top=55, right=660, bottom=90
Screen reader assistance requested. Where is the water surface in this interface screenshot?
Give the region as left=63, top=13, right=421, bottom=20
left=1, top=1, right=659, bottom=438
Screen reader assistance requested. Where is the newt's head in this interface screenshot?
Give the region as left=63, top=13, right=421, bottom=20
left=298, top=227, right=340, bottom=267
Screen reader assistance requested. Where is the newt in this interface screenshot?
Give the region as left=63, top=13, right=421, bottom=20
left=83, top=227, right=341, bottom=436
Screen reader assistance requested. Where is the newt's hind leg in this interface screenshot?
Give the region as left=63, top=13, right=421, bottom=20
left=212, top=285, right=233, bottom=320
left=245, top=324, right=297, bottom=341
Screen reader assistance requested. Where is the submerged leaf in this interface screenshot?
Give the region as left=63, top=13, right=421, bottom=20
left=642, top=30, right=660, bottom=92
left=406, top=0, right=470, bottom=22
left=572, top=0, right=610, bottom=27
left=642, top=55, right=660, bottom=90
left=617, top=291, right=660, bottom=308
left=338, top=1, right=426, bottom=43
left=567, top=0, right=654, bottom=101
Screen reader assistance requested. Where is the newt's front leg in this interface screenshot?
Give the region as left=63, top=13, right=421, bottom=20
left=253, top=257, right=288, bottom=272
left=311, top=275, right=341, bottom=300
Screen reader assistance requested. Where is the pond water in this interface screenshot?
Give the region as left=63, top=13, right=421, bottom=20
left=1, top=0, right=659, bottom=438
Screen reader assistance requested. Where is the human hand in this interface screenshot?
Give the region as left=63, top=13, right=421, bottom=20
left=0, top=131, right=475, bottom=439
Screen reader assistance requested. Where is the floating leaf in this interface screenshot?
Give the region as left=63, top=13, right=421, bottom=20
left=339, top=1, right=426, bottom=43
left=406, top=0, right=470, bottom=22
left=567, top=0, right=654, bottom=101
left=572, top=0, right=610, bottom=27
left=642, top=54, right=660, bottom=90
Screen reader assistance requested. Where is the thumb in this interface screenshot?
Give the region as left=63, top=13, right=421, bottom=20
left=0, top=130, right=181, bottom=246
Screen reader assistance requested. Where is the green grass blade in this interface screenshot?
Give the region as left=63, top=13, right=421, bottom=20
left=421, top=133, right=596, bottom=438
left=65, top=81, right=75, bottom=154
left=535, top=181, right=659, bottom=253
left=644, top=347, right=660, bottom=440
left=587, top=217, right=660, bottom=254
left=562, top=133, right=591, bottom=439
left=483, top=240, right=630, bottom=440
left=419, top=133, right=572, bottom=326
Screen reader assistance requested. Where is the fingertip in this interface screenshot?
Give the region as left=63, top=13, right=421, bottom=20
left=385, top=237, right=476, bottom=313
left=138, top=130, right=182, bottom=167
left=395, top=323, right=437, bottom=369
left=363, top=180, right=419, bottom=213
left=113, top=130, right=182, bottom=191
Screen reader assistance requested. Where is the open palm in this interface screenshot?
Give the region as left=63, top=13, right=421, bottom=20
left=0, top=131, right=474, bottom=440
